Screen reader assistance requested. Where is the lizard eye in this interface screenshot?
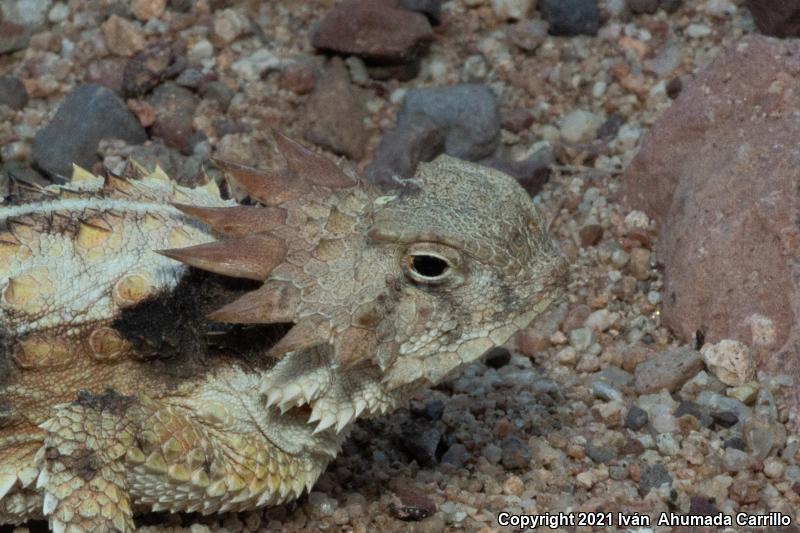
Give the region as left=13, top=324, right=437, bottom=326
left=403, top=242, right=462, bottom=285
left=410, top=254, right=449, bottom=279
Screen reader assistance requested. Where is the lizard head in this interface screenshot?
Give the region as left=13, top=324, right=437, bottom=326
left=364, top=155, right=567, bottom=388
left=164, top=135, right=566, bottom=434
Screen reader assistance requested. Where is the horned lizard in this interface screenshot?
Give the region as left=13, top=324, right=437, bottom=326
left=0, top=133, right=566, bottom=532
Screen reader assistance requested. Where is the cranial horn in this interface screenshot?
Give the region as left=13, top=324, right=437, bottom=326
left=158, top=234, right=286, bottom=281
left=208, top=280, right=301, bottom=324
left=273, top=132, right=355, bottom=189
left=211, top=158, right=308, bottom=205
left=172, top=204, right=287, bottom=236
left=268, top=315, right=332, bottom=358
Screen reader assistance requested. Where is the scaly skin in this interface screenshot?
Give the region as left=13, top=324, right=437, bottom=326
left=0, top=134, right=567, bottom=531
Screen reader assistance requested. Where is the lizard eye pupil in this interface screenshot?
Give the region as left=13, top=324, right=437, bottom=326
left=411, top=255, right=448, bottom=278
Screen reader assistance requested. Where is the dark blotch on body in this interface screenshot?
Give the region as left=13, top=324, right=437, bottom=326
left=111, top=269, right=290, bottom=383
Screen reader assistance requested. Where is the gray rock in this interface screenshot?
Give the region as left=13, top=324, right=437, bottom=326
left=0, top=76, right=28, bottom=110
left=32, top=84, right=146, bottom=180
left=441, top=443, right=469, bottom=467
left=1, top=0, right=52, bottom=28
left=723, top=448, right=753, bottom=472
left=744, top=416, right=786, bottom=460
left=365, top=117, right=445, bottom=188
left=400, top=423, right=441, bottom=468
left=586, top=444, right=617, bottom=464
left=398, top=0, right=442, bottom=25
left=594, top=366, right=634, bottom=389
left=639, top=463, right=672, bottom=493
left=660, top=0, right=683, bottom=12
left=540, top=0, right=600, bottom=37
left=591, top=380, right=623, bottom=402
left=410, top=399, right=445, bottom=421
left=624, top=406, right=648, bottom=430
left=696, top=391, right=750, bottom=423
left=627, top=0, right=658, bottom=13
left=199, top=81, right=233, bottom=112
left=634, top=347, right=703, bottom=394
left=483, top=443, right=503, bottom=464
left=508, top=19, right=549, bottom=51
left=500, top=435, right=532, bottom=470
left=397, top=84, right=500, bottom=161
left=478, top=154, right=551, bottom=197
left=674, top=400, right=713, bottom=427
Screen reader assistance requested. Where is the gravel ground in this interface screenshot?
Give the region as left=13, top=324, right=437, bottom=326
left=1, top=0, right=798, bottom=532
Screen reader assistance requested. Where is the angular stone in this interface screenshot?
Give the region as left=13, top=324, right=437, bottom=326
left=147, top=82, right=199, bottom=151
left=365, top=117, right=445, bottom=188
left=32, top=84, right=147, bottom=179
left=634, top=347, right=703, bottom=394
left=540, top=0, right=600, bottom=37
left=747, top=0, right=800, bottom=38
left=303, top=58, right=369, bottom=161
left=310, top=0, right=433, bottom=63
left=0, top=76, right=29, bottom=110
left=397, top=84, right=500, bottom=161
left=620, top=35, right=800, bottom=393
left=0, top=21, right=29, bottom=55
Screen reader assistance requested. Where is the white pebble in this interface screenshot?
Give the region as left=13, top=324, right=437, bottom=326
left=592, top=80, right=607, bottom=98
left=48, top=2, right=69, bottom=23
left=701, top=339, right=756, bottom=386
left=559, top=109, right=604, bottom=144
left=687, top=24, right=712, bottom=38
left=188, top=39, right=214, bottom=62
left=624, top=210, right=650, bottom=231
left=490, top=0, right=531, bottom=21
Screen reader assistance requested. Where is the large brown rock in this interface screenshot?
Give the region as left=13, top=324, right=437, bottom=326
left=303, top=58, right=370, bottom=161
left=747, top=0, right=800, bottom=38
left=310, top=0, right=433, bottom=64
left=620, top=35, right=800, bottom=384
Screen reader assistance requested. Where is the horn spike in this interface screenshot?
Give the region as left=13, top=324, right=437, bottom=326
left=172, top=204, right=287, bottom=236
left=381, top=357, right=425, bottom=391
left=208, top=280, right=300, bottom=324
left=273, top=132, right=355, bottom=189
left=268, top=315, right=331, bottom=358
left=211, top=158, right=307, bottom=205
left=157, top=234, right=286, bottom=281
left=333, top=327, right=377, bottom=369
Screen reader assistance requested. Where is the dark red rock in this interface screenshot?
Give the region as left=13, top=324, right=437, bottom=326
left=500, top=108, right=534, bottom=133
left=0, top=76, right=29, bottom=110
left=123, top=44, right=186, bottom=97
left=87, top=58, right=128, bottom=94
left=147, top=82, right=199, bottom=151
left=0, top=21, right=29, bottom=55
left=303, top=58, right=369, bottom=161
left=479, top=154, right=551, bottom=197
left=620, top=35, right=800, bottom=403
left=279, top=63, right=316, bottom=95
left=366, top=60, right=421, bottom=81
left=747, top=0, right=800, bottom=38
left=579, top=224, right=604, bottom=247
left=665, top=76, right=682, bottom=99
left=310, top=0, right=433, bottom=63
left=389, top=486, right=436, bottom=521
